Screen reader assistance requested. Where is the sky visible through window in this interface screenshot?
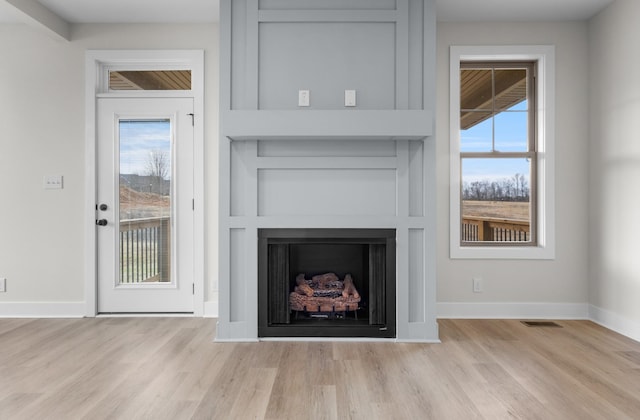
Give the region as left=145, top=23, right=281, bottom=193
left=461, top=102, right=530, bottom=183
left=119, top=119, right=171, bottom=178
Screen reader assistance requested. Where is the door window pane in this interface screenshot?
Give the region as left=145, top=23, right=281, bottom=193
left=119, top=120, right=172, bottom=283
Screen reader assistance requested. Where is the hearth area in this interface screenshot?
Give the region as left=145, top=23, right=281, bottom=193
left=258, top=229, right=396, bottom=338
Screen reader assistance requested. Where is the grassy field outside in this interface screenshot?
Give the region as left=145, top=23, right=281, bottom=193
left=120, top=184, right=170, bottom=219
left=462, top=200, right=529, bottom=222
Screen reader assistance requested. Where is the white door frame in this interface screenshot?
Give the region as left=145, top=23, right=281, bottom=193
left=85, top=50, right=205, bottom=316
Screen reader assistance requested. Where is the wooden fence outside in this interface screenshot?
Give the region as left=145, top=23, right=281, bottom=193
left=462, top=216, right=530, bottom=242
left=120, top=216, right=170, bottom=283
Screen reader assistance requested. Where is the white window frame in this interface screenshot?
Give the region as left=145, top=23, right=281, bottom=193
left=450, top=45, right=555, bottom=260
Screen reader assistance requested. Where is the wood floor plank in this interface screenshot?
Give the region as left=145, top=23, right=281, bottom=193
left=0, top=318, right=35, bottom=336
left=402, top=344, right=484, bottom=419
left=227, top=367, right=277, bottom=419
left=474, top=362, right=554, bottom=420
left=189, top=343, right=254, bottom=420
left=0, top=392, right=42, bottom=419
left=334, top=358, right=378, bottom=419
left=264, top=342, right=313, bottom=419
left=1, top=318, right=639, bottom=419
left=426, top=339, right=513, bottom=418
left=309, top=385, right=339, bottom=420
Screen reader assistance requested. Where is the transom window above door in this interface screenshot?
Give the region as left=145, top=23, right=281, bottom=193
left=109, top=70, right=192, bottom=91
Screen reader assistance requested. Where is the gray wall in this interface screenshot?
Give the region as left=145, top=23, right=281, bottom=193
left=229, top=0, right=428, bottom=111
left=588, top=0, right=640, bottom=339
left=436, top=21, right=590, bottom=315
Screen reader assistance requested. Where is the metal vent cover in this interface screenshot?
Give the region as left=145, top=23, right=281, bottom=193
left=521, top=321, right=562, bottom=328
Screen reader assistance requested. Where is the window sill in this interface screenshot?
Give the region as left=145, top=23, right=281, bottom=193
left=450, top=244, right=555, bottom=260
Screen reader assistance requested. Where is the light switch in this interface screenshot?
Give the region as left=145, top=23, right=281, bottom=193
left=298, top=90, right=310, bottom=107
left=345, top=90, right=356, bottom=107
left=44, top=175, right=63, bottom=189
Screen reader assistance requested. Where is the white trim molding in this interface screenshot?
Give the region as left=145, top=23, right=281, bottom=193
left=84, top=50, right=205, bottom=317
left=0, top=302, right=85, bottom=318
left=589, top=305, right=640, bottom=343
left=203, top=297, right=219, bottom=318
left=449, top=45, right=556, bottom=260
left=437, top=302, right=589, bottom=320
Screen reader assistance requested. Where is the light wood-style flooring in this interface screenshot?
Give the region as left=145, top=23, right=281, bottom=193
left=1, top=318, right=639, bottom=419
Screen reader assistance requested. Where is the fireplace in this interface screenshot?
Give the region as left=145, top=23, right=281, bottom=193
left=258, top=229, right=396, bottom=338
left=217, top=0, right=438, bottom=342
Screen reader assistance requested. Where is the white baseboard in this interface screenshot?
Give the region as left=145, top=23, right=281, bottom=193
left=589, top=305, right=640, bottom=343
left=1, top=301, right=636, bottom=344
left=0, top=302, right=85, bottom=318
left=437, top=302, right=590, bottom=320
left=203, top=299, right=218, bottom=318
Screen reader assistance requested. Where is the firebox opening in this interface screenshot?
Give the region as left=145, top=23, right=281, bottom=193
left=258, top=229, right=396, bottom=338
left=290, top=243, right=369, bottom=324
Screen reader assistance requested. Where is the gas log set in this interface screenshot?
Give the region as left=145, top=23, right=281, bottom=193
left=289, top=272, right=361, bottom=316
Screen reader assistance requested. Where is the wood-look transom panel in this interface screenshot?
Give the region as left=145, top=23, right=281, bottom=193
left=109, top=70, right=191, bottom=90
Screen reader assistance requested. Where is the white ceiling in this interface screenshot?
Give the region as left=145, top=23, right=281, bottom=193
left=437, top=0, right=614, bottom=22
left=37, top=0, right=220, bottom=23
left=0, top=0, right=615, bottom=24
left=0, top=1, right=24, bottom=22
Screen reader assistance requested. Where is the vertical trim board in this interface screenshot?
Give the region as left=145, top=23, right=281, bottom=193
left=408, top=229, right=425, bottom=323
left=396, top=140, right=410, bottom=218
left=246, top=0, right=260, bottom=109
left=408, top=140, right=424, bottom=216
left=229, top=228, right=246, bottom=322
left=395, top=0, right=409, bottom=109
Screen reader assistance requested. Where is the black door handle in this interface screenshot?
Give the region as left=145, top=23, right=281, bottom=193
left=99, top=204, right=108, bottom=211
left=96, top=219, right=108, bottom=226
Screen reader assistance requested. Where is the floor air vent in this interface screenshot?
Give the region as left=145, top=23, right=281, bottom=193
left=521, top=321, right=562, bottom=328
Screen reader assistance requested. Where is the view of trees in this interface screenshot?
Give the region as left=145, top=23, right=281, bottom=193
left=462, top=173, right=529, bottom=201
left=145, top=150, right=169, bottom=180
left=144, top=150, right=170, bottom=195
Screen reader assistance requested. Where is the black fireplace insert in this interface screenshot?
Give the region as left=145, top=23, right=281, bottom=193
left=258, top=229, right=396, bottom=338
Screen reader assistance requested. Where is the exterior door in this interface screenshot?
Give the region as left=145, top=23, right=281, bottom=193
left=97, top=97, right=194, bottom=313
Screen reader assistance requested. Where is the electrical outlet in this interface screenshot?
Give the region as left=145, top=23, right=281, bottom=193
left=0, top=278, right=6, bottom=292
left=298, top=90, right=310, bottom=107
left=473, top=277, right=483, bottom=293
